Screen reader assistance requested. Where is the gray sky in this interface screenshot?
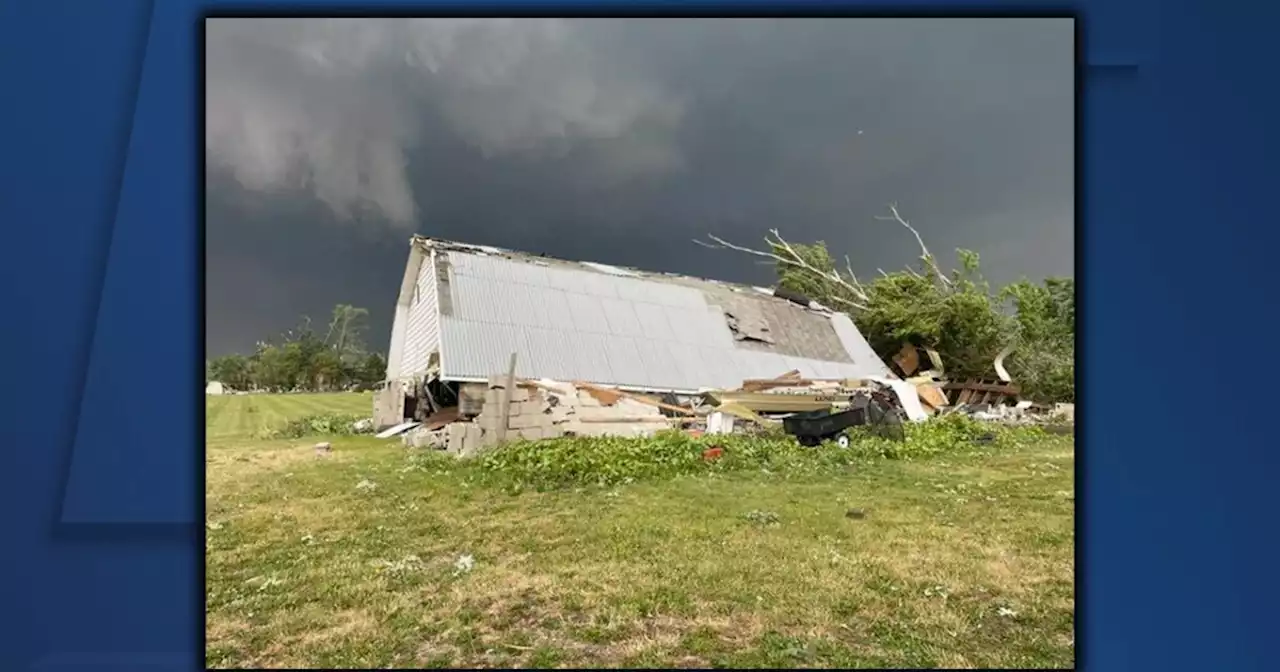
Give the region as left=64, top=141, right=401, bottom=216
left=205, top=17, right=1074, bottom=357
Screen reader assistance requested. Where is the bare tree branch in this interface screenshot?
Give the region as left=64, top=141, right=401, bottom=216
left=697, top=202, right=956, bottom=313
left=875, top=203, right=952, bottom=287
left=697, top=231, right=871, bottom=309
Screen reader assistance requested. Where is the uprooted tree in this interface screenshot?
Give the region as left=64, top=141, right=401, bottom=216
left=698, top=204, right=1074, bottom=403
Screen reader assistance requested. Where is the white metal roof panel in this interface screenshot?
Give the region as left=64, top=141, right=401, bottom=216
left=435, top=248, right=891, bottom=391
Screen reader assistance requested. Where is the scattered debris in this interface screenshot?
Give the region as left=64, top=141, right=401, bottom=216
left=452, top=553, right=476, bottom=575
left=314, top=441, right=332, bottom=454
left=375, top=345, right=1070, bottom=459
left=355, top=479, right=377, bottom=492
left=845, top=508, right=867, bottom=520
left=945, top=379, right=1021, bottom=406
left=993, top=344, right=1016, bottom=383
left=893, top=343, right=921, bottom=376
left=743, top=510, right=781, bottom=526
left=375, top=421, right=421, bottom=439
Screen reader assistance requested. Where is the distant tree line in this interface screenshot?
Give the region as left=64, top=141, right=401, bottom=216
left=206, top=304, right=387, bottom=392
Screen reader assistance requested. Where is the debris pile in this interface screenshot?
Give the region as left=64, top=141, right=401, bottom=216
left=946, top=401, right=1075, bottom=427
left=385, top=345, right=1071, bottom=456
left=401, top=376, right=676, bottom=456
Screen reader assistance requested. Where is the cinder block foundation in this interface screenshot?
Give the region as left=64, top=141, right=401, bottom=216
left=450, top=377, right=677, bottom=456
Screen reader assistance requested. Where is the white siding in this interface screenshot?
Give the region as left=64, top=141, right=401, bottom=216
left=399, top=250, right=441, bottom=379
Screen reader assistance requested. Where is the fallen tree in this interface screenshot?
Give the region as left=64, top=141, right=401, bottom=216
left=697, top=204, right=1074, bottom=402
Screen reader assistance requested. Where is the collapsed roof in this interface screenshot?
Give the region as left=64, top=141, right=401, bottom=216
left=385, top=237, right=891, bottom=394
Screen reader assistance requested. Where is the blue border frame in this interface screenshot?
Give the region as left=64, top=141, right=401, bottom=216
left=2, top=3, right=1276, bottom=671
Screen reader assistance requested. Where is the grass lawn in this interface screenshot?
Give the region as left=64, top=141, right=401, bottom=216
left=205, top=392, right=372, bottom=440
left=206, top=399, right=1074, bottom=668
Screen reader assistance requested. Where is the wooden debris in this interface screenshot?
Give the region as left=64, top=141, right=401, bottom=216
left=915, top=384, right=949, bottom=411
left=419, top=407, right=461, bottom=431
left=495, top=353, right=518, bottom=444
left=893, top=344, right=920, bottom=376
left=923, top=347, right=945, bottom=375
left=707, top=390, right=859, bottom=413
left=573, top=381, right=696, bottom=416
left=715, top=401, right=779, bottom=425
left=580, top=385, right=623, bottom=406
left=944, top=379, right=1020, bottom=405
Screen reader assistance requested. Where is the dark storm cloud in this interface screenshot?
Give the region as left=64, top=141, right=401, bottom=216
left=205, top=18, right=1074, bottom=357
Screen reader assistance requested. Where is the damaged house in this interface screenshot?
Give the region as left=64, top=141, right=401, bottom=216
left=373, top=237, right=892, bottom=430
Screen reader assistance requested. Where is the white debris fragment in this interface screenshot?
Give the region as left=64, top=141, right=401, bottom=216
left=356, top=479, right=378, bottom=491
left=453, top=553, right=476, bottom=575
left=997, top=606, right=1019, bottom=617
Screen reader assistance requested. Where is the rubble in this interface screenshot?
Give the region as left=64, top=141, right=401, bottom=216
left=400, top=376, right=675, bottom=456
left=944, top=400, right=1075, bottom=428
left=386, top=346, right=1072, bottom=457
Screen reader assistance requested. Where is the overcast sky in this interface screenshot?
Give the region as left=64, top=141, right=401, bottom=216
left=205, top=17, right=1074, bottom=357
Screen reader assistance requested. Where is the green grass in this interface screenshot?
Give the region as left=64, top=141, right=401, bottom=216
left=206, top=392, right=372, bottom=441
left=206, top=400, right=1074, bottom=669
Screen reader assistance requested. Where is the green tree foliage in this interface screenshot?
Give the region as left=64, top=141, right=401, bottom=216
left=1000, top=278, right=1075, bottom=402
left=770, top=242, right=1073, bottom=402
left=206, top=304, right=387, bottom=392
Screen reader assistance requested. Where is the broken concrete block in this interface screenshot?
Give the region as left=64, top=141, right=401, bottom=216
left=516, top=427, right=544, bottom=441
left=487, top=375, right=508, bottom=390
left=405, top=429, right=446, bottom=449
left=617, top=398, right=659, bottom=413
left=543, top=424, right=565, bottom=439
left=446, top=423, right=468, bottom=454
left=483, top=387, right=530, bottom=410
left=509, top=413, right=552, bottom=430
left=518, top=400, right=549, bottom=416
left=573, top=405, right=654, bottom=422
left=464, top=423, right=483, bottom=451
left=477, top=413, right=500, bottom=432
